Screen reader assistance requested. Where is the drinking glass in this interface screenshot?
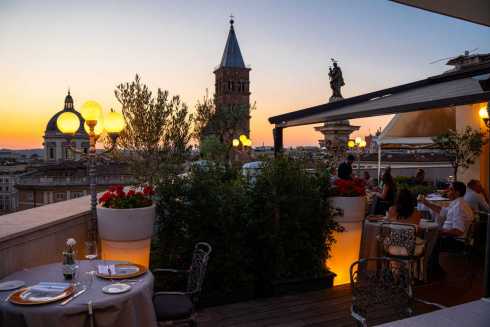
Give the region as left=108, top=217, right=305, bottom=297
left=85, top=241, right=98, bottom=273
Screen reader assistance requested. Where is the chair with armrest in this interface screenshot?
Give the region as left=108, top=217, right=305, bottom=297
left=153, top=242, right=212, bottom=326
left=350, top=257, right=445, bottom=326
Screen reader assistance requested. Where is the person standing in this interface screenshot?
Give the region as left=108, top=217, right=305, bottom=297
left=338, top=154, right=355, bottom=180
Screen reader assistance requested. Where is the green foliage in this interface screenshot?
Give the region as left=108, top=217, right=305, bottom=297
left=113, top=74, right=193, bottom=184
left=432, top=127, right=487, bottom=180
left=199, top=135, right=229, bottom=162
left=153, top=157, right=340, bottom=301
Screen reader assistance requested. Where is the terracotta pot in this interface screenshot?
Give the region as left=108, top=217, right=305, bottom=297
left=97, top=204, right=156, bottom=241
left=329, top=196, right=366, bottom=223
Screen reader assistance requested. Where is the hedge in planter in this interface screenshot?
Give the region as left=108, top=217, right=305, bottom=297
left=153, top=158, right=340, bottom=304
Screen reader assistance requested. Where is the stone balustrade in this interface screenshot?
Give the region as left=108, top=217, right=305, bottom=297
left=0, top=196, right=91, bottom=278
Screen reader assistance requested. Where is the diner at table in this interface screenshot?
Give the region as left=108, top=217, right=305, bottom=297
left=360, top=179, right=478, bottom=281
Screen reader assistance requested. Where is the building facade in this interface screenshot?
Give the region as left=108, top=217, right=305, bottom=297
left=43, top=91, right=89, bottom=162
left=15, top=161, right=133, bottom=210
left=0, top=164, right=28, bottom=214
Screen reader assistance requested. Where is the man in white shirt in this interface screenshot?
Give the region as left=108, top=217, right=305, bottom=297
left=419, top=181, right=473, bottom=237
left=419, top=181, right=473, bottom=274
left=464, top=180, right=489, bottom=214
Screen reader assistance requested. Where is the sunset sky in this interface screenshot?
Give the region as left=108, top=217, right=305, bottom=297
left=1, top=0, right=489, bottom=149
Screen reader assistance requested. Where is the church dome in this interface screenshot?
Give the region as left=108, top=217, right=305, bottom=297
left=45, top=91, right=88, bottom=137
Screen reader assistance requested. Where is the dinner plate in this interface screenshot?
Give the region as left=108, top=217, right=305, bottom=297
left=96, top=263, right=147, bottom=280
left=102, top=283, right=131, bottom=294
left=0, top=280, right=25, bottom=291
left=8, top=285, right=76, bottom=305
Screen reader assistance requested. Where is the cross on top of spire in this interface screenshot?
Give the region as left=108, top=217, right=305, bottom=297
left=229, top=14, right=234, bottom=26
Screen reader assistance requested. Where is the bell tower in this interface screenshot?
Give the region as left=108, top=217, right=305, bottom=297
left=213, top=17, right=251, bottom=137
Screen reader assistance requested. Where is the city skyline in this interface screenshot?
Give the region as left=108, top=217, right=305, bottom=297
left=1, top=0, right=489, bottom=149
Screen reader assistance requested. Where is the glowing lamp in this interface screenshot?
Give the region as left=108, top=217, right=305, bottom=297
left=56, top=112, right=80, bottom=135
left=104, top=109, right=125, bottom=134
left=355, top=136, right=362, bottom=145
left=84, top=117, right=104, bottom=136
left=239, top=134, right=248, bottom=144
left=479, top=104, right=488, bottom=119
left=244, top=139, right=252, bottom=147
left=80, top=100, right=103, bottom=122
left=232, top=139, right=240, bottom=147
left=347, top=140, right=355, bottom=148
left=359, top=140, right=367, bottom=148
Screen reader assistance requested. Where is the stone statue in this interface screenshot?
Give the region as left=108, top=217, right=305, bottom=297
left=328, top=59, right=344, bottom=101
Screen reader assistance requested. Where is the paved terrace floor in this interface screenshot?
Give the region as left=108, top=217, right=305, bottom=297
left=196, top=253, right=484, bottom=326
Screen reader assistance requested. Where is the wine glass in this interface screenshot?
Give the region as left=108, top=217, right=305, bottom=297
left=84, top=241, right=98, bottom=273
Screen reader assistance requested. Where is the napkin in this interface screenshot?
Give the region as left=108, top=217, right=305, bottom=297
left=28, top=282, right=70, bottom=297
left=98, top=264, right=116, bottom=275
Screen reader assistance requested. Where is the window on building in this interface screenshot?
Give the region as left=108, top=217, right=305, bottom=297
left=71, top=192, right=83, bottom=199
left=26, top=192, right=33, bottom=201
left=55, top=192, right=65, bottom=200
left=5, top=186, right=8, bottom=192
left=49, top=148, right=55, bottom=159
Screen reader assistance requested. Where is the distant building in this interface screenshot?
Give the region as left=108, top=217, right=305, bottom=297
left=15, top=161, right=134, bottom=210
left=43, top=91, right=89, bottom=162
left=211, top=17, right=251, bottom=141
left=0, top=164, right=29, bottom=214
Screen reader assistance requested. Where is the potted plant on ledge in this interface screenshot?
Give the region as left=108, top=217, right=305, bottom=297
left=97, top=185, right=155, bottom=267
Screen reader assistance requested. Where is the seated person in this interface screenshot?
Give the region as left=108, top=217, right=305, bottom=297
left=464, top=179, right=489, bottom=214
left=388, top=189, right=422, bottom=227
left=371, top=171, right=396, bottom=215
left=418, top=181, right=473, bottom=238
left=411, top=169, right=428, bottom=186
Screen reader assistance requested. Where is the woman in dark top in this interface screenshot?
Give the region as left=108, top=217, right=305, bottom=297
left=388, top=188, right=422, bottom=226
left=373, top=171, right=397, bottom=214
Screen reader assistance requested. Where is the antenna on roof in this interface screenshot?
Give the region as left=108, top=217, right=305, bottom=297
left=429, top=48, right=479, bottom=64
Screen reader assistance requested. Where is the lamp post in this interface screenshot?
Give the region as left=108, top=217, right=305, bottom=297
left=348, top=137, right=366, bottom=176
left=56, top=101, right=125, bottom=242
left=479, top=101, right=490, bottom=300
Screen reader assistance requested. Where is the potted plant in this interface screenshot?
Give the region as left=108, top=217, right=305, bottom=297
left=329, top=178, right=366, bottom=223
left=97, top=185, right=155, bottom=266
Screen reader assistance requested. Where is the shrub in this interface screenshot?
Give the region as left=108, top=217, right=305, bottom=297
left=153, top=157, right=340, bottom=302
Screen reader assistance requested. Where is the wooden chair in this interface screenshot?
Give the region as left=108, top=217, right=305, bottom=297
left=153, top=242, right=212, bottom=326
left=350, top=257, right=444, bottom=326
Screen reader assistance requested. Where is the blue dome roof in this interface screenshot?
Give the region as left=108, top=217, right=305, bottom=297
left=45, top=92, right=88, bottom=136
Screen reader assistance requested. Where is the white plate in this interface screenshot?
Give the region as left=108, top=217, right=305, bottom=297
left=102, top=283, right=131, bottom=294
left=0, top=280, right=26, bottom=291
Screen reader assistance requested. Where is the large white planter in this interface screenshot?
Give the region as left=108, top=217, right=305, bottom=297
left=329, top=196, right=366, bottom=224
left=97, top=204, right=156, bottom=241
left=328, top=196, right=366, bottom=285
left=97, top=204, right=156, bottom=268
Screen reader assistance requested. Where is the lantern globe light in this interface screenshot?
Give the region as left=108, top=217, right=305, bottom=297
left=239, top=134, right=248, bottom=144
left=56, top=112, right=80, bottom=135
left=245, top=139, right=252, bottom=147
left=355, top=136, right=362, bottom=145
left=360, top=140, right=367, bottom=148
left=80, top=100, right=103, bottom=122
left=347, top=140, right=355, bottom=148
left=104, top=109, right=125, bottom=134
left=232, top=139, right=240, bottom=147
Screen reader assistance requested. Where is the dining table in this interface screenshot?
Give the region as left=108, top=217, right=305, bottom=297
left=0, top=260, right=158, bottom=327
left=359, top=218, right=440, bottom=282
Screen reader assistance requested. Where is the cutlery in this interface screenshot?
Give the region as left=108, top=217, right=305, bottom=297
left=60, top=287, right=86, bottom=306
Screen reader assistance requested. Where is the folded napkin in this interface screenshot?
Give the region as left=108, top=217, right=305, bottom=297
left=27, top=282, right=70, bottom=298
left=98, top=264, right=116, bottom=275
left=116, top=266, right=139, bottom=274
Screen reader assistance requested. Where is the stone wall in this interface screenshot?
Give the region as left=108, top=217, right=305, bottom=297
left=0, top=196, right=91, bottom=278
